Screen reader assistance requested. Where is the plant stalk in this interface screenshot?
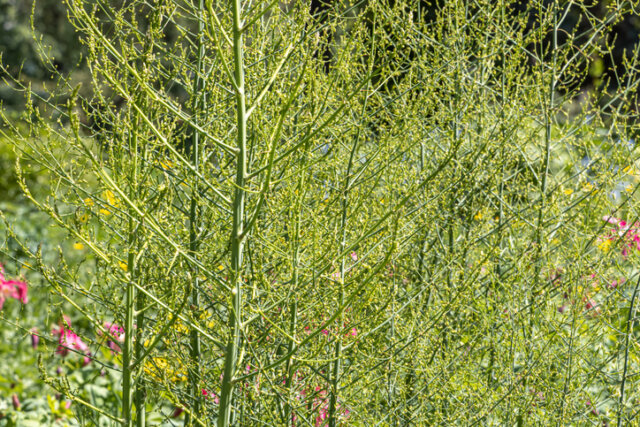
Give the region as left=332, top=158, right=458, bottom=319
left=122, top=107, right=140, bottom=426
left=186, top=1, right=206, bottom=424
left=219, top=0, right=247, bottom=425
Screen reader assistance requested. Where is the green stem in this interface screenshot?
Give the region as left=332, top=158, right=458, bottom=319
left=523, top=6, right=557, bottom=422
left=329, top=99, right=366, bottom=427
left=219, top=0, right=247, bottom=425
left=617, top=275, right=640, bottom=426
left=186, top=1, right=206, bottom=425
left=134, top=291, right=146, bottom=427
left=123, top=108, right=140, bottom=426
left=284, top=138, right=307, bottom=425
left=122, top=276, right=134, bottom=427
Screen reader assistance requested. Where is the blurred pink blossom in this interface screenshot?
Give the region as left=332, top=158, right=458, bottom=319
left=52, top=320, right=90, bottom=360
left=99, top=322, right=125, bottom=353
left=610, top=278, right=626, bottom=289
left=599, top=216, right=640, bottom=257
left=11, top=394, right=20, bottom=410
left=0, top=264, right=28, bottom=309
left=201, top=389, right=220, bottom=404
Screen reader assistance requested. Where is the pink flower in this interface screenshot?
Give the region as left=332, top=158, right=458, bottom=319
left=99, top=322, right=125, bottom=353
left=202, top=389, right=220, bottom=404
left=52, top=323, right=89, bottom=358
left=584, top=299, right=601, bottom=317
left=313, top=388, right=329, bottom=427
left=350, top=252, right=358, bottom=261
left=603, top=215, right=619, bottom=225
left=598, top=217, right=640, bottom=257
left=610, top=278, right=626, bottom=289
left=306, top=386, right=350, bottom=427
left=321, top=329, right=329, bottom=336
left=0, top=264, right=28, bottom=310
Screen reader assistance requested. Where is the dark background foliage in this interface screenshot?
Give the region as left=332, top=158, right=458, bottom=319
left=2, top=0, right=639, bottom=89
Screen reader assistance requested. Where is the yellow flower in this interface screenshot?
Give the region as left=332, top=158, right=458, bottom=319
left=103, top=190, right=119, bottom=207
left=473, top=211, right=482, bottom=220
left=73, top=242, right=84, bottom=250
left=83, top=198, right=94, bottom=207
left=563, top=188, right=573, bottom=196
left=597, top=239, right=611, bottom=252
left=626, top=185, right=634, bottom=193
left=218, top=265, right=224, bottom=271
left=143, top=357, right=188, bottom=383
left=119, top=261, right=128, bottom=272
left=162, top=160, right=174, bottom=170
left=174, top=320, right=190, bottom=335
left=99, top=208, right=111, bottom=216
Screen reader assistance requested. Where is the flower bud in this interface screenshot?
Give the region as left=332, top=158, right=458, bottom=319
left=31, top=328, right=39, bottom=349
left=11, top=394, right=20, bottom=410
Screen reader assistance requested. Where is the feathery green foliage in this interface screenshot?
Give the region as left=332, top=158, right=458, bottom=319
left=2, top=0, right=640, bottom=425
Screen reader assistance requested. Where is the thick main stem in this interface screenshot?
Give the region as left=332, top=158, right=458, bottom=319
left=186, top=1, right=206, bottom=425
left=219, top=1, right=247, bottom=425
left=122, top=110, right=140, bottom=427
left=123, top=251, right=135, bottom=427
left=134, top=292, right=146, bottom=427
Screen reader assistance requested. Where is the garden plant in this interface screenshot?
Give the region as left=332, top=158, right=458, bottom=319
left=2, top=0, right=640, bottom=425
